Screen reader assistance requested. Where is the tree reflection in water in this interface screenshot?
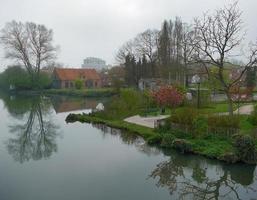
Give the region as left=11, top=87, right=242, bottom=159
left=4, top=95, right=60, bottom=163
left=149, top=150, right=257, bottom=199
left=92, top=123, right=161, bottom=156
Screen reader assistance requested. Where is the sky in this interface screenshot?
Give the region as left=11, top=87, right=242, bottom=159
left=0, top=0, right=256, bottom=70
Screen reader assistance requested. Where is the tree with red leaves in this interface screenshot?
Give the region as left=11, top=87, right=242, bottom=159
left=151, top=86, right=184, bottom=109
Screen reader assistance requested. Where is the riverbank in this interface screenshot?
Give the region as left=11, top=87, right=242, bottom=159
left=66, top=113, right=253, bottom=164
left=10, top=88, right=118, bottom=98
left=65, top=88, right=257, bottom=165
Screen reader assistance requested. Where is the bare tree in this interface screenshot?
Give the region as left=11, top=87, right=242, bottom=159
left=181, top=23, right=199, bottom=86
left=115, top=39, right=137, bottom=63
left=135, top=29, right=159, bottom=64
left=193, top=2, right=257, bottom=115
left=0, top=21, right=58, bottom=85
left=134, top=29, right=159, bottom=77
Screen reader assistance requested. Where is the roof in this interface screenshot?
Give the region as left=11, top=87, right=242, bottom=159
left=54, top=68, right=100, bottom=81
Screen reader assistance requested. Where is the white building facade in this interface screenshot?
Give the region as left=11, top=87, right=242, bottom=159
left=82, top=57, right=106, bottom=70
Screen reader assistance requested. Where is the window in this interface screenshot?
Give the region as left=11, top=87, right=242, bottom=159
left=70, top=82, right=74, bottom=88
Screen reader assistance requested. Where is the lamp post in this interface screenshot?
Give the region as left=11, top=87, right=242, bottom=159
left=192, top=74, right=201, bottom=108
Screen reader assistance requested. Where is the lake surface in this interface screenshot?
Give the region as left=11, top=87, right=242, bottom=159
left=0, top=93, right=256, bottom=200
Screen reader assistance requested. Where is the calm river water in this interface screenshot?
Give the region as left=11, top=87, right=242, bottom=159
left=0, top=93, right=256, bottom=200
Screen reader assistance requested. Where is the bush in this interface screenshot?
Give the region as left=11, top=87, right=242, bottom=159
left=208, top=115, right=240, bottom=129
left=156, top=118, right=171, bottom=132
left=74, top=79, right=83, bottom=89
left=38, top=72, right=52, bottom=89
left=170, top=107, right=199, bottom=129
left=207, top=115, right=240, bottom=136
left=172, top=139, right=192, bottom=153
left=193, top=116, right=208, bottom=137
left=93, top=89, right=149, bottom=120
left=147, top=135, right=162, bottom=145
left=161, top=134, right=176, bottom=148
left=233, top=134, right=257, bottom=164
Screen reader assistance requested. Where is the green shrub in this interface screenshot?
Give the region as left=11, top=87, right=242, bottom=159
left=233, top=134, right=257, bottom=164
left=74, top=79, right=83, bottom=89
left=193, top=116, right=208, bottom=137
left=38, top=72, right=52, bottom=89
left=208, top=115, right=240, bottom=129
left=93, top=89, right=149, bottom=120
left=207, top=115, right=240, bottom=136
left=161, top=134, right=176, bottom=148
left=156, top=118, right=171, bottom=132
left=172, top=139, right=192, bottom=153
left=170, top=107, right=199, bottom=127
left=147, top=135, right=162, bottom=145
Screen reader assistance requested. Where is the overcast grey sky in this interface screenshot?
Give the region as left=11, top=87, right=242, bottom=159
left=0, top=0, right=256, bottom=69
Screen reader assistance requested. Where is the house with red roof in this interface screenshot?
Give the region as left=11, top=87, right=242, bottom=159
left=53, top=68, right=102, bottom=89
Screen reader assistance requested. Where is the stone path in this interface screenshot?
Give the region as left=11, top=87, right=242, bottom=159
left=124, top=115, right=170, bottom=128
left=124, top=105, right=255, bottom=128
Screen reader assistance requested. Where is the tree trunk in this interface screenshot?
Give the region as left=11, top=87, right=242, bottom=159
left=225, top=92, right=234, bottom=116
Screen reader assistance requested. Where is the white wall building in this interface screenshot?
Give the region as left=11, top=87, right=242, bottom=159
left=82, top=57, right=106, bottom=70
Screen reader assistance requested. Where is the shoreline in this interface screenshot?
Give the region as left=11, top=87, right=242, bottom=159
left=7, top=88, right=118, bottom=98
left=65, top=113, right=252, bottom=165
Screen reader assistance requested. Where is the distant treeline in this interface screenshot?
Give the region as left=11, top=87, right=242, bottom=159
left=0, top=65, right=52, bottom=90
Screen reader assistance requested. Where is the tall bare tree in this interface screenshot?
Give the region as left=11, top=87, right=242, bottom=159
left=135, top=29, right=159, bottom=77
left=115, top=39, right=137, bottom=64
left=0, top=21, right=58, bottom=86
left=193, top=1, right=257, bottom=115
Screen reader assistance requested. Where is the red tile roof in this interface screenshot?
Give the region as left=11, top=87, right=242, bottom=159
left=54, top=68, right=100, bottom=81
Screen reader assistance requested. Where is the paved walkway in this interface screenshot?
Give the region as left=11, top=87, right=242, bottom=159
left=124, top=115, right=170, bottom=128
left=124, top=105, right=254, bottom=128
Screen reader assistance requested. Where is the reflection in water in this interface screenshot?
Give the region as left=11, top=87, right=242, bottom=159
left=51, top=96, right=103, bottom=113
left=92, top=123, right=161, bottom=156
left=149, top=151, right=257, bottom=199
left=0, top=92, right=256, bottom=199
left=88, top=123, right=257, bottom=199
left=2, top=95, right=60, bottom=163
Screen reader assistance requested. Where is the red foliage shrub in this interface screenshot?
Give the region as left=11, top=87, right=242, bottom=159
left=151, top=86, right=184, bottom=108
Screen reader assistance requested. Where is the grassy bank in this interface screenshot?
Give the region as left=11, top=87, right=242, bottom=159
left=66, top=113, right=154, bottom=138
left=12, top=88, right=118, bottom=98
left=44, top=88, right=118, bottom=97
left=65, top=113, right=234, bottom=161
left=66, top=89, right=257, bottom=164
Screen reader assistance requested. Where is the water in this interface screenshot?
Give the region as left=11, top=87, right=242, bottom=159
left=0, top=93, right=256, bottom=200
